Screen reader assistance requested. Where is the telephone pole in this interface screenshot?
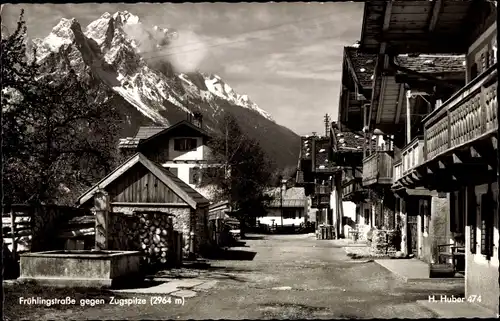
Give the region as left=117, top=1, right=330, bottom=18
left=324, top=114, right=331, bottom=137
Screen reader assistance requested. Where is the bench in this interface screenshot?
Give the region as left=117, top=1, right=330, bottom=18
left=437, top=243, right=465, bottom=273
left=429, top=243, right=465, bottom=278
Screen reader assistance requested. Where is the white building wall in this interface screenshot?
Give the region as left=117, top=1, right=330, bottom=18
left=258, top=208, right=305, bottom=227
left=342, top=201, right=357, bottom=238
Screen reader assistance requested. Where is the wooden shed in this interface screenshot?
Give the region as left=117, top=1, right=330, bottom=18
left=77, top=153, right=210, bottom=256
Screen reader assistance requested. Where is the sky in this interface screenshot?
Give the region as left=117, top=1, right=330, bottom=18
left=2, top=3, right=364, bottom=136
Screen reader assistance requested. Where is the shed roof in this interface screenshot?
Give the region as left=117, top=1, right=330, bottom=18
left=77, top=153, right=209, bottom=209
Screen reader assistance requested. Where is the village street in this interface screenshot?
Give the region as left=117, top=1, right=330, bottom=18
left=16, top=233, right=466, bottom=320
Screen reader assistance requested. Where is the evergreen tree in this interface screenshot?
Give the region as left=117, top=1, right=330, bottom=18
left=201, top=114, right=275, bottom=235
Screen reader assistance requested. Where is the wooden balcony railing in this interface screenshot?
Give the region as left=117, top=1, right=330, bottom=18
left=423, top=64, right=497, bottom=162
left=312, top=195, right=330, bottom=208
left=342, top=180, right=363, bottom=198
left=315, top=185, right=332, bottom=195
left=401, top=136, right=424, bottom=177
left=393, top=160, right=402, bottom=182
left=362, top=151, right=394, bottom=186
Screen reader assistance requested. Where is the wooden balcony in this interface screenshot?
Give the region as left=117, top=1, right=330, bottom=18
left=409, top=64, right=498, bottom=192
left=392, top=137, right=425, bottom=190
left=315, top=185, right=332, bottom=195
left=393, top=160, right=403, bottom=182
left=342, top=180, right=366, bottom=202
left=362, top=150, right=394, bottom=187
left=312, top=195, right=330, bottom=208
left=424, top=65, right=497, bottom=162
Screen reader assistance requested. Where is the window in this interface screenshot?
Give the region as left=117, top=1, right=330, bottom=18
left=283, top=209, right=295, bottom=219
left=189, top=167, right=201, bottom=185
left=491, top=38, right=497, bottom=65
left=450, top=190, right=466, bottom=233
left=480, top=187, right=495, bottom=258
left=420, top=201, right=430, bottom=234
left=364, top=209, right=370, bottom=226
left=174, top=138, right=197, bottom=151
left=467, top=187, right=477, bottom=254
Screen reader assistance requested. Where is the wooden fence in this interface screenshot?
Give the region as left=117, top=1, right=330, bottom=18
left=2, top=204, right=90, bottom=259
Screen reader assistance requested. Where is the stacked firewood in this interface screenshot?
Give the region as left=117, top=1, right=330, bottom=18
left=137, top=212, right=174, bottom=266
left=370, top=229, right=399, bottom=255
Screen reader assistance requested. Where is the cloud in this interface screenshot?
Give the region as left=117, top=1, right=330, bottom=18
left=224, top=64, right=252, bottom=74
left=4, top=2, right=363, bottom=134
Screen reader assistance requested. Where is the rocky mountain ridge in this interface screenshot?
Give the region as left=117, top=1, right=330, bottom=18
left=19, top=11, right=300, bottom=169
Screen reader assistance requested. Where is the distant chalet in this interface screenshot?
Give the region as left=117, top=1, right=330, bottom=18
left=117, top=114, right=218, bottom=193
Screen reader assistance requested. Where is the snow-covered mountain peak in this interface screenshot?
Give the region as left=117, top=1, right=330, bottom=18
left=30, top=11, right=275, bottom=125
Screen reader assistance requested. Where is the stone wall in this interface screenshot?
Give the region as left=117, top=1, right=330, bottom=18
left=194, top=207, right=211, bottom=255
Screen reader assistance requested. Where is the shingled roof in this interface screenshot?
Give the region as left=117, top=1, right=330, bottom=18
left=266, top=187, right=307, bottom=208
left=331, top=123, right=376, bottom=153
left=395, top=54, right=465, bottom=74
left=345, top=47, right=377, bottom=88
left=135, top=126, right=169, bottom=140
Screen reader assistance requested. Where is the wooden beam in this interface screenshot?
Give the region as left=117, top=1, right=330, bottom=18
left=428, top=0, right=443, bottom=32
left=394, top=84, right=405, bottom=124
left=382, top=1, right=393, bottom=31
left=406, top=189, right=438, bottom=197
left=376, top=76, right=387, bottom=124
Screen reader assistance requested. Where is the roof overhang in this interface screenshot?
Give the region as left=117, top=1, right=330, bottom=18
left=360, top=0, right=491, bottom=54
left=77, top=153, right=209, bottom=208
left=139, top=121, right=211, bottom=147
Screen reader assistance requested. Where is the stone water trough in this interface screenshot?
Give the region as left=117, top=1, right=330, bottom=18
left=19, top=250, right=142, bottom=288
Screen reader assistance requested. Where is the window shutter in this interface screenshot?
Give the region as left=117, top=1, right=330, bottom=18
left=450, top=192, right=457, bottom=233
left=480, top=188, right=494, bottom=258
left=190, top=138, right=198, bottom=150
left=467, top=187, right=477, bottom=254
left=420, top=203, right=425, bottom=233
left=175, top=139, right=184, bottom=151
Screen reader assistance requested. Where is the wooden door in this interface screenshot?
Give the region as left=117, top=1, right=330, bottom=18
left=407, top=215, right=418, bottom=255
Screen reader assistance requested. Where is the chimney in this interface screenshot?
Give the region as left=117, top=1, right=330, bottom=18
left=281, top=179, right=288, bottom=192
left=192, top=112, right=203, bottom=128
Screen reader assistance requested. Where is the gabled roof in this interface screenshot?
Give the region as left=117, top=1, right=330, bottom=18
left=118, top=120, right=211, bottom=149
left=77, top=153, right=209, bottom=208
left=394, top=54, right=465, bottom=74
left=139, top=120, right=210, bottom=146
left=135, top=126, right=169, bottom=140
left=344, top=47, right=377, bottom=88
left=268, top=199, right=307, bottom=208
left=265, top=187, right=307, bottom=208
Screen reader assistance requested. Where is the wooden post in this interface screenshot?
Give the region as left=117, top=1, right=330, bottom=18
left=10, top=208, right=17, bottom=261
left=406, top=90, right=412, bottom=144
left=94, top=189, right=110, bottom=250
